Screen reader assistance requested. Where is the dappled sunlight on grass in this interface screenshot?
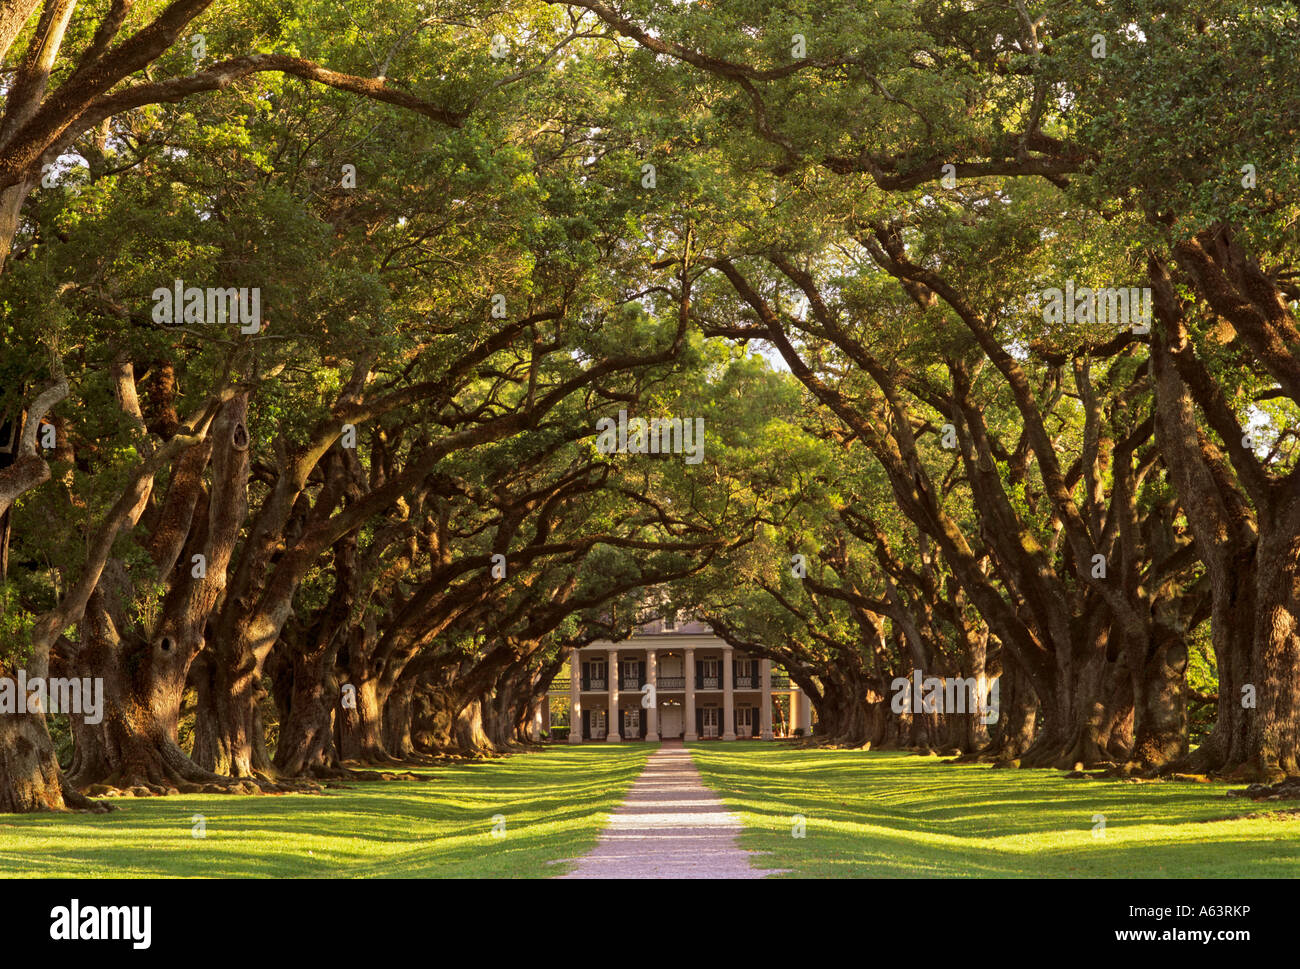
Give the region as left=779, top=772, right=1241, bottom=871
left=687, top=743, right=1300, bottom=878
left=0, top=744, right=653, bottom=878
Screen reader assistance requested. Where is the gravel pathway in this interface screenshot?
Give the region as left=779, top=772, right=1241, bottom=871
left=557, top=741, right=787, bottom=879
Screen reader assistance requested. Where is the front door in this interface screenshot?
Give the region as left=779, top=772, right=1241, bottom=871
left=660, top=705, right=683, bottom=739
left=736, top=707, right=755, bottom=738
left=622, top=707, right=641, bottom=739
left=702, top=707, right=720, bottom=738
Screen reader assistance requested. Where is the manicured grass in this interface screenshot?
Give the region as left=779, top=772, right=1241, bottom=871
left=0, top=744, right=652, bottom=878
left=686, top=742, right=1300, bottom=878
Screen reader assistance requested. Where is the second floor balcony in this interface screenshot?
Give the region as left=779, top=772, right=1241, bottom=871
left=580, top=677, right=655, bottom=691
left=567, top=665, right=799, bottom=694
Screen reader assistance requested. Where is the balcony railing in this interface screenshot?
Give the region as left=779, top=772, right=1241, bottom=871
left=572, top=672, right=793, bottom=692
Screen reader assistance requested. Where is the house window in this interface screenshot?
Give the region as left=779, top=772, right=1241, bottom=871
left=736, top=707, right=755, bottom=738
left=702, top=707, right=719, bottom=738
left=663, top=614, right=676, bottom=631
left=587, top=660, right=606, bottom=691
left=623, top=708, right=640, bottom=736
left=623, top=659, right=640, bottom=689
left=735, top=658, right=756, bottom=688
left=701, top=659, right=719, bottom=689
left=590, top=710, right=607, bottom=740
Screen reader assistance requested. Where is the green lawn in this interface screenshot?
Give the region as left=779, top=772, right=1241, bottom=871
left=687, top=742, right=1300, bottom=878
left=6, top=741, right=1296, bottom=878
left=0, top=744, right=651, bottom=878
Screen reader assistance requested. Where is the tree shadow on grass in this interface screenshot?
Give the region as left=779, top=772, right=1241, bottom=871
left=685, top=743, right=1300, bottom=878
left=0, top=744, right=654, bottom=878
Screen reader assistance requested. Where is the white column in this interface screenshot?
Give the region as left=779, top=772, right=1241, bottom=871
left=645, top=649, right=659, bottom=741
left=607, top=647, right=620, bottom=741
left=760, top=658, right=773, bottom=740
left=684, top=647, right=697, bottom=741
left=723, top=647, right=736, bottom=740
left=796, top=685, right=812, bottom=734
left=568, top=651, right=582, bottom=743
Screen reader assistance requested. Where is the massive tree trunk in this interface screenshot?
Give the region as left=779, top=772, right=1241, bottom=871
left=67, top=394, right=250, bottom=791
left=334, top=614, right=395, bottom=763
left=487, top=660, right=542, bottom=749
left=336, top=673, right=389, bottom=762
left=957, top=616, right=992, bottom=754
left=272, top=537, right=357, bottom=776
left=1020, top=632, right=1122, bottom=770
left=453, top=698, right=496, bottom=755
left=982, top=649, right=1037, bottom=761
left=1250, top=516, right=1300, bottom=779
left=0, top=644, right=68, bottom=811
left=67, top=597, right=224, bottom=791
left=200, top=439, right=363, bottom=777
left=521, top=693, right=546, bottom=743
left=0, top=715, right=66, bottom=811
left=1156, top=231, right=1300, bottom=779
left=381, top=678, right=417, bottom=760
left=813, top=668, right=873, bottom=747
left=410, top=683, right=458, bottom=754
left=1149, top=260, right=1265, bottom=776
left=190, top=642, right=275, bottom=778
left=272, top=636, right=342, bottom=776
left=1126, top=626, right=1190, bottom=772
left=1, top=382, right=224, bottom=808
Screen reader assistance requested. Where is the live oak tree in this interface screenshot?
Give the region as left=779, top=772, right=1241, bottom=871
left=547, top=0, right=1296, bottom=778
left=0, top=0, right=656, bottom=806
left=2, top=0, right=1296, bottom=815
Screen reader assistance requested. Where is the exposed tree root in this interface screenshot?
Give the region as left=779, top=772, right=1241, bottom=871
left=59, top=779, right=114, bottom=813
left=1228, top=776, right=1300, bottom=802
left=79, top=770, right=324, bottom=798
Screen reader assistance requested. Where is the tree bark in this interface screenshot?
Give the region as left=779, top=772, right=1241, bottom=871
left=1250, top=517, right=1300, bottom=778
left=65, top=394, right=248, bottom=790
left=0, top=666, right=66, bottom=811
left=453, top=698, right=495, bottom=755
left=336, top=674, right=389, bottom=763
left=272, top=637, right=342, bottom=776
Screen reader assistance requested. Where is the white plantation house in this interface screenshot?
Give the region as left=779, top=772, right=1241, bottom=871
left=553, top=615, right=813, bottom=742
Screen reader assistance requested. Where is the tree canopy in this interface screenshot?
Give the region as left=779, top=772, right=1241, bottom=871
left=0, top=0, right=1297, bottom=812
